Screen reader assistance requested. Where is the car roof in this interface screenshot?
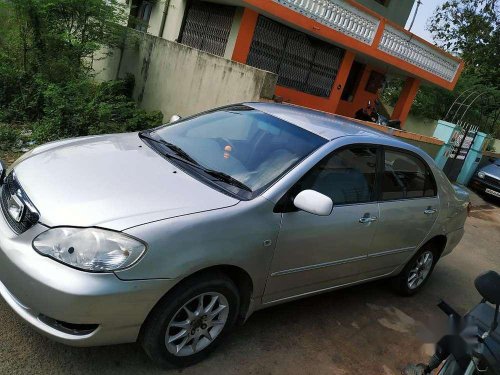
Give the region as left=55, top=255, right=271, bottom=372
left=246, top=102, right=393, bottom=141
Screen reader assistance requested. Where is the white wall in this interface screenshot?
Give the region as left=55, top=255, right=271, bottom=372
left=122, top=0, right=185, bottom=39
left=146, top=1, right=165, bottom=36
left=492, top=139, right=500, bottom=152
left=160, top=0, right=188, bottom=41
left=94, top=30, right=277, bottom=121
left=224, top=7, right=244, bottom=59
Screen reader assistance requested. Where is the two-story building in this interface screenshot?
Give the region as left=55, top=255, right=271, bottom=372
left=125, top=0, right=463, bottom=127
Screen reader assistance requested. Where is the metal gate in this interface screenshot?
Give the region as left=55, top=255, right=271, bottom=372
left=246, top=16, right=345, bottom=98
left=179, top=1, right=235, bottom=57
left=443, top=123, right=479, bottom=181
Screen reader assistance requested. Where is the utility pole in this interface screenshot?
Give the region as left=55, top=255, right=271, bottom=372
left=408, top=0, right=422, bottom=31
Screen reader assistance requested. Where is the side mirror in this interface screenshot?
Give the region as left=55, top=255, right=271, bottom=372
left=169, top=114, right=181, bottom=123
left=293, top=190, right=333, bottom=216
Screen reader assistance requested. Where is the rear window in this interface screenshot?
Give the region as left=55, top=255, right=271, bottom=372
left=382, top=150, right=437, bottom=200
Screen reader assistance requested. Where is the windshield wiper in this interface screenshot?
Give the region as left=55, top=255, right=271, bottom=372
left=139, top=132, right=199, bottom=165
left=139, top=132, right=252, bottom=193
left=203, top=170, right=252, bottom=192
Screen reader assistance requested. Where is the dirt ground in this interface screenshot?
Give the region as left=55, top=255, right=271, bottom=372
left=0, top=195, right=499, bottom=375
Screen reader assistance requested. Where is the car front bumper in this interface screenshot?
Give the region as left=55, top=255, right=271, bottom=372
left=0, top=217, right=177, bottom=347
left=469, top=177, right=500, bottom=198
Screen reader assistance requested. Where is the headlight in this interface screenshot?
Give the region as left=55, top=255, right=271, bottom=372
left=478, top=171, right=486, bottom=179
left=33, top=227, right=146, bottom=272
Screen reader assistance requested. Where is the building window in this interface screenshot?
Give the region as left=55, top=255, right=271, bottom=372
left=246, top=16, right=345, bottom=98
left=179, top=1, right=236, bottom=57
left=129, top=0, right=153, bottom=32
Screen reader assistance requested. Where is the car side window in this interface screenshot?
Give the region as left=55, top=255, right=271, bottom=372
left=296, top=146, right=378, bottom=205
left=382, top=149, right=437, bottom=200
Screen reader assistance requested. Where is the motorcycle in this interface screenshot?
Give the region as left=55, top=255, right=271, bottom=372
left=403, top=270, right=500, bottom=375
left=354, top=100, right=402, bottom=129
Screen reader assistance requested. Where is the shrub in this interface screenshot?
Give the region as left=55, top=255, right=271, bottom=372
left=0, top=0, right=163, bottom=148
left=31, top=75, right=163, bottom=143
left=0, top=124, right=21, bottom=149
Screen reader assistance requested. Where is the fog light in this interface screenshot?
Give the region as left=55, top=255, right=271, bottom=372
left=478, top=171, right=485, bottom=179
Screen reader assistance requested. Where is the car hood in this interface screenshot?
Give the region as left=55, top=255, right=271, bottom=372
left=12, top=133, right=239, bottom=230
left=480, top=162, right=500, bottom=180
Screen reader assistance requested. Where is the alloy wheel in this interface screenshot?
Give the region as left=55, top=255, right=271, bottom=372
left=407, top=251, right=434, bottom=290
left=165, top=292, right=229, bottom=357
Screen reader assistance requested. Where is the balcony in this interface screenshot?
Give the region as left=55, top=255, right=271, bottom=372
left=275, top=0, right=380, bottom=45
left=259, top=0, right=462, bottom=87
left=378, top=24, right=460, bottom=83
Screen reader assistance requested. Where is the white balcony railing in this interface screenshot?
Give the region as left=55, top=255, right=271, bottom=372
left=272, top=0, right=461, bottom=83
left=274, top=0, right=380, bottom=45
left=378, top=25, right=460, bottom=82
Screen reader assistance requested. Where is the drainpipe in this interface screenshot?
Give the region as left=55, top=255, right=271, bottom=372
left=158, top=0, right=171, bottom=38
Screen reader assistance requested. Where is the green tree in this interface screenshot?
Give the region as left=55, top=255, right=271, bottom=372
left=384, top=0, right=499, bottom=137
left=0, top=0, right=127, bottom=81
left=0, top=0, right=162, bottom=144
left=428, top=0, right=499, bottom=87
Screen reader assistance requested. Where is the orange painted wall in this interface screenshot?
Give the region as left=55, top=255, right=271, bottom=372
left=231, top=8, right=258, bottom=63
left=231, top=8, right=357, bottom=114
left=230, top=5, right=435, bottom=127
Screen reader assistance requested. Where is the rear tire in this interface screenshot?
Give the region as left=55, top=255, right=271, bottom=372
left=394, top=244, right=439, bottom=296
left=140, top=272, right=240, bottom=368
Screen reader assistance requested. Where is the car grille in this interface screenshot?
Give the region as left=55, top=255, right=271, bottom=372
left=484, top=174, right=499, bottom=187
left=1, top=172, right=39, bottom=234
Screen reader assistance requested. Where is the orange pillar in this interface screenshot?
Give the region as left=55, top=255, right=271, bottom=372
left=330, top=50, right=356, bottom=113
left=371, top=19, right=386, bottom=48
left=391, top=77, right=420, bottom=127
left=231, top=9, right=259, bottom=63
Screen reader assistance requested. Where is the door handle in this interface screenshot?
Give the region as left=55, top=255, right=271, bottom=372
left=359, top=216, right=378, bottom=224
left=424, top=208, right=437, bottom=215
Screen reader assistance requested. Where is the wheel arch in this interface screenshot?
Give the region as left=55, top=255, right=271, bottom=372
left=143, top=264, right=254, bottom=330
left=201, top=265, right=254, bottom=323
left=422, top=234, right=448, bottom=258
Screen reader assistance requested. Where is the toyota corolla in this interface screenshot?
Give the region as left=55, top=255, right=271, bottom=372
left=0, top=103, right=469, bottom=368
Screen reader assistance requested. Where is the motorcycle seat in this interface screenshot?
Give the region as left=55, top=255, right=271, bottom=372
left=475, top=270, right=500, bottom=305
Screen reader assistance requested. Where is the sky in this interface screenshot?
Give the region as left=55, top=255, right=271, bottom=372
left=404, top=0, right=447, bottom=42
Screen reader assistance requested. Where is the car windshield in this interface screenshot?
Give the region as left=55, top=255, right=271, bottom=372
left=153, top=106, right=326, bottom=196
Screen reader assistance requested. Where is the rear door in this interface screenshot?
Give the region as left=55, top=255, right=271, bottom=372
left=367, top=148, right=439, bottom=274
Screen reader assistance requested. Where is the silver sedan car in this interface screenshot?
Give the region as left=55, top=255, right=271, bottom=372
left=0, top=103, right=468, bottom=367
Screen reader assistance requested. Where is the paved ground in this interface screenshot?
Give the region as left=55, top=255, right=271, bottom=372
left=1, top=196, right=499, bottom=375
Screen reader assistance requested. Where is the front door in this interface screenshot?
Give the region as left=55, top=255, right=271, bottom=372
left=263, top=146, right=380, bottom=303
left=367, top=148, right=439, bottom=274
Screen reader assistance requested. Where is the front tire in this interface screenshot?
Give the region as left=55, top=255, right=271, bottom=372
left=394, top=245, right=438, bottom=296
left=140, top=272, right=240, bottom=368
